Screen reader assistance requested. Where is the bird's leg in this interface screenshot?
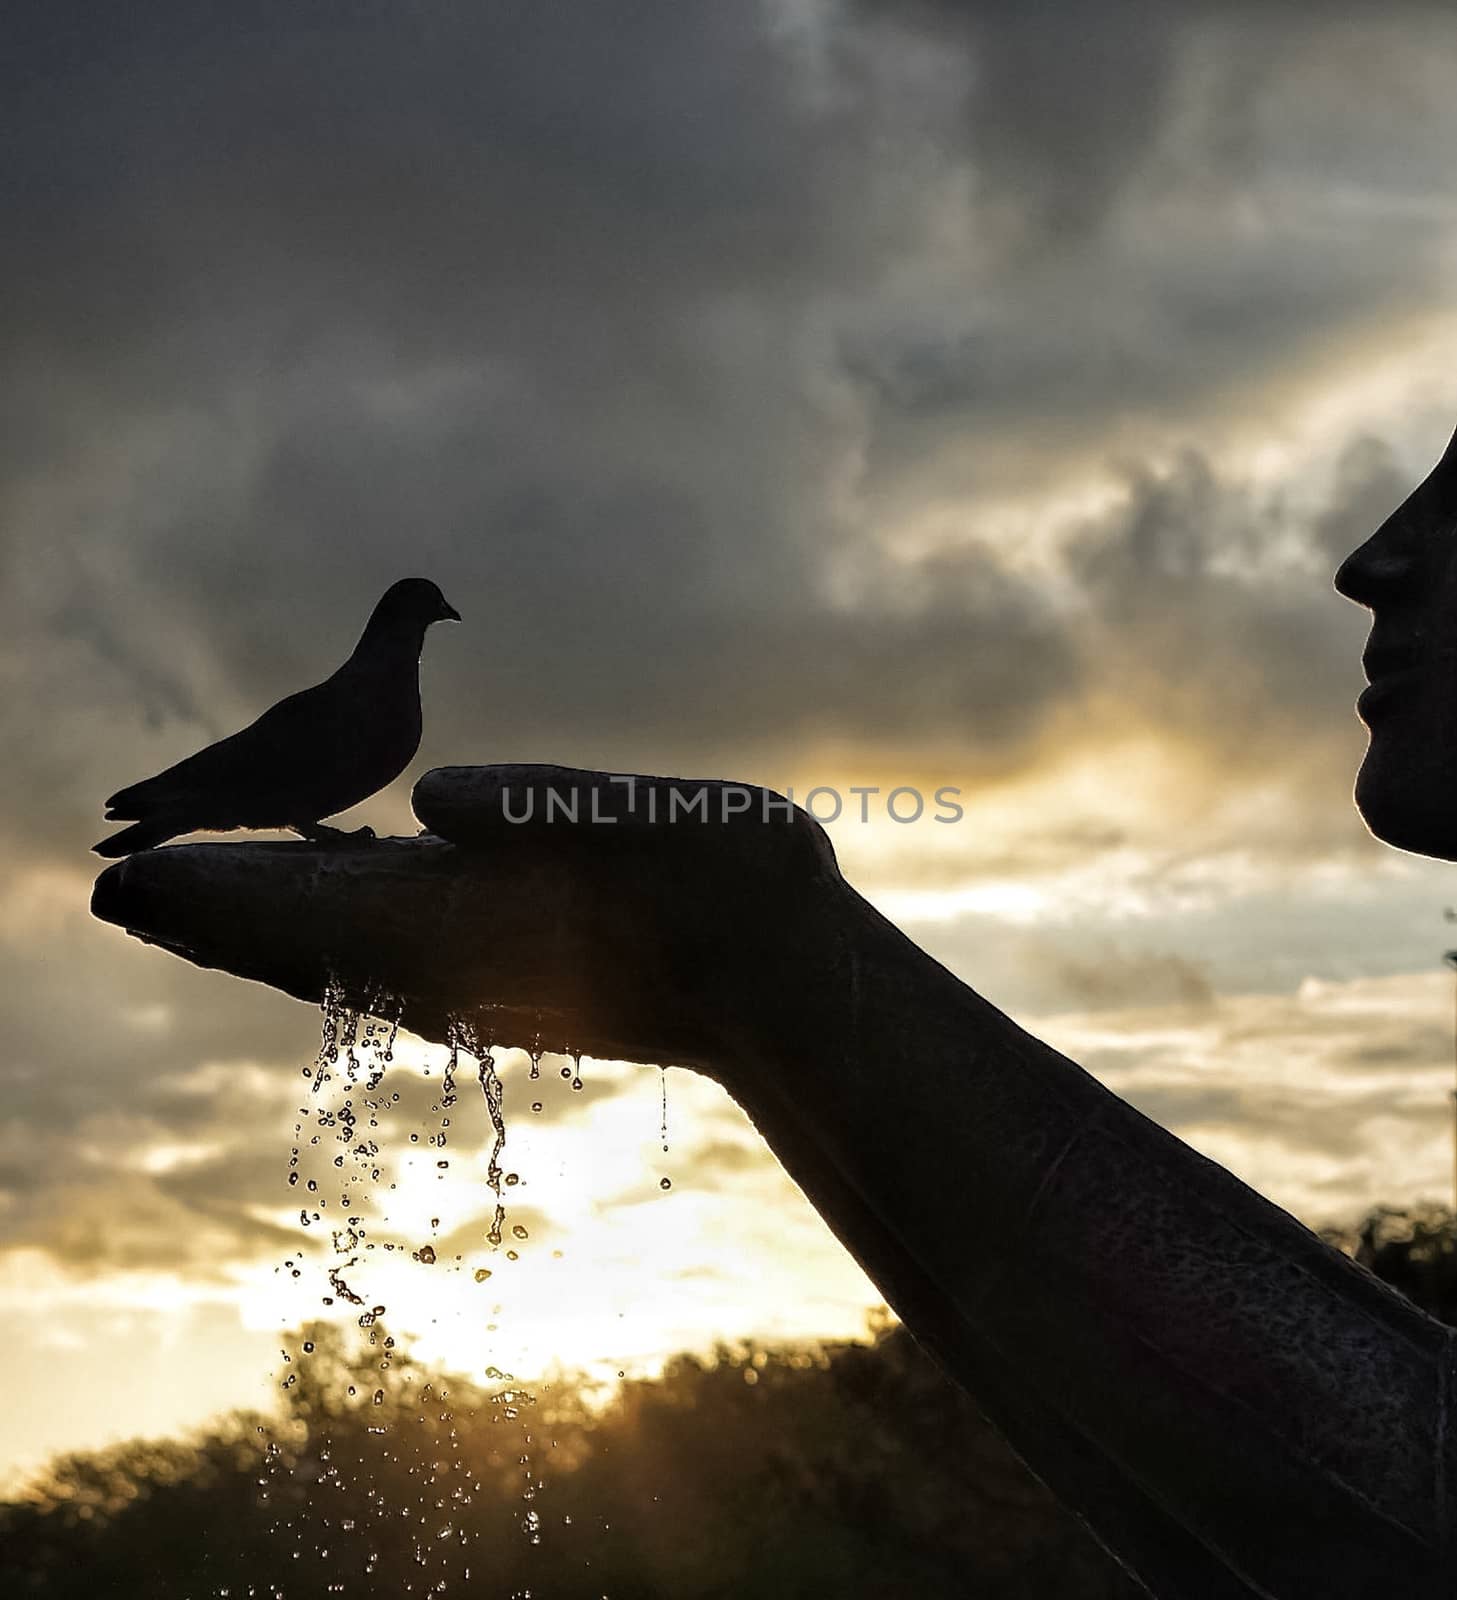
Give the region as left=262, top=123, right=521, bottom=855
left=290, top=821, right=377, bottom=844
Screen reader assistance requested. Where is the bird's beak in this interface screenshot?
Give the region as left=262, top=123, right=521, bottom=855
left=441, top=601, right=462, bottom=623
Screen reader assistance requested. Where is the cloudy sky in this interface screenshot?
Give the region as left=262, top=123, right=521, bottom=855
left=7, top=0, right=1457, bottom=1483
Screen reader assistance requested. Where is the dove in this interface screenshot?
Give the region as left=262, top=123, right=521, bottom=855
left=93, top=578, right=460, bottom=857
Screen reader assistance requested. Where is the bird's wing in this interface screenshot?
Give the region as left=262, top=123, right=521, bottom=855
left=105, top=679, right=343, bottom=817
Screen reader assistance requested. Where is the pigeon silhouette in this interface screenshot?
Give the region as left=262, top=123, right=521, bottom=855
left=93, top=578, right=461, bottom=857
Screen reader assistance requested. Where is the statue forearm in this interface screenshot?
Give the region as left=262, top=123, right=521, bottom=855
left=718, top=890, right=1455, bottom=1598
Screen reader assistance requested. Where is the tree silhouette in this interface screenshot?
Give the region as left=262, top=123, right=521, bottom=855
left=5, top=1206, right=1451, bottom=1599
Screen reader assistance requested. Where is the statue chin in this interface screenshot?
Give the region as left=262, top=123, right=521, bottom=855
left=1352, top=734, right=1457, bottom=862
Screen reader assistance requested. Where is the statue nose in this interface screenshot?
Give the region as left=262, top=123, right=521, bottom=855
left=1336, top=425, right=1457, bottom=610
left=1334, top=534, right=1415, bottom=609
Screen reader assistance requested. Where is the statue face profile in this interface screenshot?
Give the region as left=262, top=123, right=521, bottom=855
left=1335, top=427, right=1457, bottom=860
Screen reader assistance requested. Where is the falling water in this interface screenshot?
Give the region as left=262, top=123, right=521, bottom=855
left=658, top=1067, right=672, bottom=1190
left=445, top=1013, right=506, bottom=1250
left=253, top=986, right=594, bottom=1596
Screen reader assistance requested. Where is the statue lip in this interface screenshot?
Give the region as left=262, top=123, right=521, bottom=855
left=1356, top=677, right=1408, bottom=724
left=1360, top=637, right=1422, bottom=686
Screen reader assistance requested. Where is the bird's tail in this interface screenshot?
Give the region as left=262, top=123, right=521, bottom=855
left=92, top=816, right=188, bottom=858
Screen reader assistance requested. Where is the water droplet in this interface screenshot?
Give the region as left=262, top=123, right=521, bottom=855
left=415, top=1245, right=437, bottom=1265
left=474, top=1268, right=492, bottom=1283
left=511, top=1225, right=528, bottom=1240
left=659, top=1177, right=672, bottom=1191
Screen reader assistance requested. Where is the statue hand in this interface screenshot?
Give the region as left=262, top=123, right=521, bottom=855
left=91, top=764, right=851, bottom=1077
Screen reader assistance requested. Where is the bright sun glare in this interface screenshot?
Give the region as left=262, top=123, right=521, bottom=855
left=242, top=1015, right=879, bottom=1394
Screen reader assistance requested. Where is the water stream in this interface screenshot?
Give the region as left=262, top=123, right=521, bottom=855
left=257, top=985, right=573, bottom=1595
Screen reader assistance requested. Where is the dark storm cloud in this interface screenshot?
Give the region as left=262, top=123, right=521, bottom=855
left=1061, top=440, right=1382, bottom=779
left=857, top=0, right=1453, bottom=230
left=852, top=0, right=1176, bottom=240
left=2, top=0, right=1449, bottom=890
left=842, top=0, right=1457, bottom=489
left=0, top=0, right=1093, bottom=872
left=8, top=0, right=1447, bottom=875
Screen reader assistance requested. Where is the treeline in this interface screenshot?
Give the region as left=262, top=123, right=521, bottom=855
left=3, top=1205, right=1452, bottom=1600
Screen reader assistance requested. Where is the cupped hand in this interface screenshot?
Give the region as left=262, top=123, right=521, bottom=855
left=90, top=763, right=851, bottom=1076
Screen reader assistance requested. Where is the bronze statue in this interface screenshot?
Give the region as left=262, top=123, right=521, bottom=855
left=91, top=436, right=1457, bottom=1598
